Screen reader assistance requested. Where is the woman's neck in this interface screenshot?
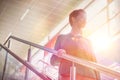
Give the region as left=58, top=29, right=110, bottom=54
left=70, top=29, right=82, bottom=36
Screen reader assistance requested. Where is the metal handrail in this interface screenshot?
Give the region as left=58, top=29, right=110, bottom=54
left=4, top=35, right=120, bottom=79
left=10, top=35, right=57, bottom=54
left=59, top=53, right=120, bottom=79
left=0, top=44, right=51, bottom=80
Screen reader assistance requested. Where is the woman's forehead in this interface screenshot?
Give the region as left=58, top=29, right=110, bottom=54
left=75, top=13, right=86, bottom=20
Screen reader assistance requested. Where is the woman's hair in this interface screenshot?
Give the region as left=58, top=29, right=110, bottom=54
left=69, top=9, right=86, bottom=26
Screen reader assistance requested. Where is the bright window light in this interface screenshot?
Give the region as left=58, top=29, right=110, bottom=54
left=90, top=35, right=111, bottom=52
left=88, top=24, right=112, bottom=52
left=86, top=0, right=107, bottom=21
left=109, top=0, right=120, bottom=18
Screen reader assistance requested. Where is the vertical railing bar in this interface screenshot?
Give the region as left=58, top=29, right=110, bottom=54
left=2, top=40, right=11, bottom=80
left=3, top=33, right=12, bottom=45
left=0, top=33, right=11, bottom=51
left=25, top=45, right=31, bottom=80
left=70, top=62, right=76, bottom=80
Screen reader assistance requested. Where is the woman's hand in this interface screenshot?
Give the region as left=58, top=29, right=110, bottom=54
left=57, top=49, right=66, bottom=57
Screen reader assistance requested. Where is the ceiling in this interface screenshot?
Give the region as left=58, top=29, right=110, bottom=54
left=0, top=0, right=83, bottom=58
left=0, top=0, right=83, bottom=43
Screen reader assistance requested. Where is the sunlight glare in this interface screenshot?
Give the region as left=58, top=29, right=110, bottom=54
left=89, top=34, right=111, bottom=52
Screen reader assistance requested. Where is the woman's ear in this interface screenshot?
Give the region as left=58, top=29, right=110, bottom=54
left=71, top=17, right=76, bottom=24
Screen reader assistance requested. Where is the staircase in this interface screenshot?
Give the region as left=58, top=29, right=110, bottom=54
left=0, top=35, right=120, bottom=80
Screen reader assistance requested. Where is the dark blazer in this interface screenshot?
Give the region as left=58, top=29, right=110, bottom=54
left=51, top=33, right=100, bottom=80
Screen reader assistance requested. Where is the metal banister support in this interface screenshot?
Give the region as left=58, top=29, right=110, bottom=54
left=25, top=46, right=31, bottom=80
left=2, top=40, right=11, bottom=80
left=3, top=33, right=12, bottom=45
left=0, top=44, right=51, bottom=80
left=70, top=63, right=76, bottom=80
left=0, top=33, right=11, bottom=51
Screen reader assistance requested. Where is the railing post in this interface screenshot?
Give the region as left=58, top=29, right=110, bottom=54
left=25, top=46, right=31, bottom=80
left=70, top=62, right=76, bottom=80
left=2, top=40, right=11, bottom=80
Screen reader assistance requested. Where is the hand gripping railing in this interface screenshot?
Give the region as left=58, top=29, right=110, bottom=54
left=2, top=35, right=120, bottom=80
left=0, top=44, right=51, bottom=80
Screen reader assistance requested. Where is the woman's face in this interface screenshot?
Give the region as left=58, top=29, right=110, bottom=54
left=75, top=13, right=86, bottom=28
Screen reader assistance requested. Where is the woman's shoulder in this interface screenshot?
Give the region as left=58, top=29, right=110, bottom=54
left=58, top=34, right=70, bottom=39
